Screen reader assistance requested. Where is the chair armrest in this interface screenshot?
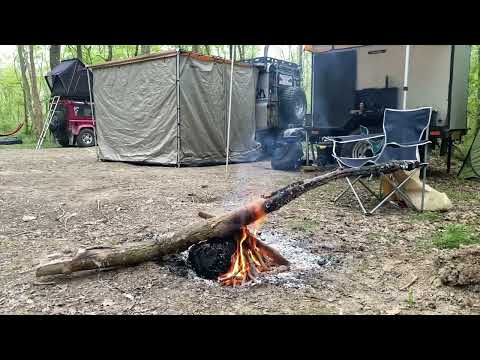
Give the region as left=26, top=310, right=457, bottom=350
left=323, top=134, right=384, bottom=144
left=385, top=140, right=431, bottom=147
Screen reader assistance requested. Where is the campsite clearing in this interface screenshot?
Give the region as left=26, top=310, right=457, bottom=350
left=0, top=148, right=479, bottom=315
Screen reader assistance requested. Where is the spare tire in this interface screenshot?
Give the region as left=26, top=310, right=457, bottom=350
left=271, top=141, right=303, bottom=171
left=279, top=87, right=307, bottom=125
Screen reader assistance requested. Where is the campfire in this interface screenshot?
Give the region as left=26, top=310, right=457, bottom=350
left=35, top=161, right=416, bottom=284
left=218, top=217, right=273, bottom=286
left=188, top=209, right=290, bottom=286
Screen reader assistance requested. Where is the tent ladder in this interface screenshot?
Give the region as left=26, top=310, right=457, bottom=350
left=36, top=95, right=60, bottom=150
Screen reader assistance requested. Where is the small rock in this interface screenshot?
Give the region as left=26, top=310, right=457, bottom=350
left=122, top=293, right=134, bottom=301
left=386, top=308, right=401, bottom=315
left=102, top=299, right=115, bottom=307
left=51, top=307, right=64, bottom=315
left=427, top=302, right=437, bottom=309
left=22, top=215, right=37, bottom=222
left=201, top=185, right=208, bottom=188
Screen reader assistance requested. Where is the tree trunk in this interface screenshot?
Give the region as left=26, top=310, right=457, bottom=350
left=29, top=45, right=43, bottom=134
left=17, top=45, right=34, bottom=134
left=204, top=45, right=211, bottom=55
left=36, top=161, right=418, bottom=278
left=21, top=82, right=30, bottom=134
left=84, top=46, right=93, bottom=64
left=192, top=45, right=200, bottom=53
left=134, top=45, right=139, bottom=57
left=140, top=45, right=151, bottom=55
left=237, top=45, right=245, bottom=60
left=107, top=45, right=113, bottom=61
left=297, top=45, right=303, bottom=66
left=49, top=45, right=61, bottom=70
left=76, top=45, right=83, bottom=62
left=263, top=45, right=270, bottom=58
left=27, top=45, right=44, bottom=136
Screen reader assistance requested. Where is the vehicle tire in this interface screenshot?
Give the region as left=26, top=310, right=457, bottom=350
left=271, top=141, right=304, bottom=171
left=0, top=137, right=22, bottom=145
left=77, top=128, right=95, bottom=147
left=279, top=87, right=307, bottom=125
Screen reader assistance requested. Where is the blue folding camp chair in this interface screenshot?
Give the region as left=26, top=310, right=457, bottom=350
left=323, top=107, right=432, bottom=215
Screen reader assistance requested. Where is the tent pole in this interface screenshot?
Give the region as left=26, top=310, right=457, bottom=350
left=176, top=48, right=181, bottom=168
left=226, top=46, right=236, bottom=174
left=86, top=68, right=99, bottom=161
left=402, top=45, right=411, bottom=110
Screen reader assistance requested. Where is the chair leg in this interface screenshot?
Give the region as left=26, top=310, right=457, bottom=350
left=346, top=177, right=367, bottom=215
left=382, top=170, right=418, bottom=211
left=334, top=175, right=362, bottom=203
left=357, top=179, right=383, bottom=201
left=369, top=170, right=418, bottom=215
left=421, top=165, right=427, bottom=211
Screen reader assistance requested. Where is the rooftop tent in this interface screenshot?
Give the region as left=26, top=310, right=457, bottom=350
left=458, top=129, right=480, bottom=180
left=89, top=50, right=262, bottom=166
left=45, top=58, right=92, bottom=100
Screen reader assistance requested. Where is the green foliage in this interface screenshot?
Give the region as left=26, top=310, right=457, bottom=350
left=0, top=66, right=24, bottom=133
left=432, top=224, right=480, bottom=249
left=410, top=211, right=442, bottom=223
left=456, top=45, right=480, bottom=160
left=406, top=289, right=415, bottom=306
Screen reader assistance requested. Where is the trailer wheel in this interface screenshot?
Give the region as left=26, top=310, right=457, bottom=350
left=271, top=141, right=303, bottom=171
left=279, top=87, right=307, bottom=125
left=77, top=128, right=95, bottom=147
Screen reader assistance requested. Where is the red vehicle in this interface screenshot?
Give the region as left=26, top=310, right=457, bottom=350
left=49, top=99, right=95, bottom=147
left=45, top=58, right=95, bottom=147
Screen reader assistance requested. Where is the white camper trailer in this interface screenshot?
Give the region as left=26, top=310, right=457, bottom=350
left=305, top=45, right=471, bottom=171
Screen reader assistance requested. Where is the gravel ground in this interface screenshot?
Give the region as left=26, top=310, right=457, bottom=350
left=0, top=147, right=479, bottom=315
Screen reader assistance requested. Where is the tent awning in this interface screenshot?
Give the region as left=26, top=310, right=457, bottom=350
left=304, top=45, right=365, bottom=53
left=88, top=50, right=252, bottom=70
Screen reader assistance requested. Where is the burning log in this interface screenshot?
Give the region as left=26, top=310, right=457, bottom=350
left=36, top=161, right=418, bottom=279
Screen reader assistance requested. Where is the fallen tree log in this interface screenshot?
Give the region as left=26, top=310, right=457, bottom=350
left=36, top=160, right=418, bottom=277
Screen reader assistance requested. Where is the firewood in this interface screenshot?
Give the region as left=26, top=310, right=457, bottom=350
left=36, top=161, right=418, bottom=278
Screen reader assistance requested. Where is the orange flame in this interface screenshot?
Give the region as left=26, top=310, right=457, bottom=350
left=218, top=215, right=271, bottom=286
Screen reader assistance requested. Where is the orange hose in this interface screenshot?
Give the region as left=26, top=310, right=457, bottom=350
left=0, top=122, right=24, bottom=137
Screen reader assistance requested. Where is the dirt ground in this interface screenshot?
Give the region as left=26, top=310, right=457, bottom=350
left=1, top=147, right=479, bottom=315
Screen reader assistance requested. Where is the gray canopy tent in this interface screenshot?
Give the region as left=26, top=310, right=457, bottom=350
left=88, top=50, right=262, bottom=166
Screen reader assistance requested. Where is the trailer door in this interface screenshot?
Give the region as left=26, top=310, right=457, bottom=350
left=312, top=50, right=357, bottom=133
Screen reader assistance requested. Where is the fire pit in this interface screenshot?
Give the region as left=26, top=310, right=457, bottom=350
left=188, top=217, right=290, bottom=286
